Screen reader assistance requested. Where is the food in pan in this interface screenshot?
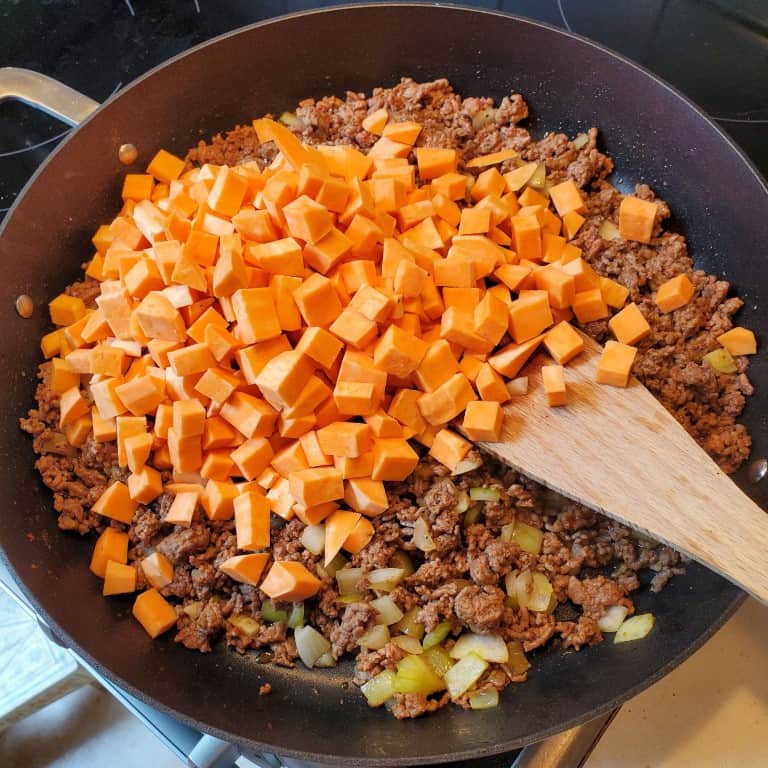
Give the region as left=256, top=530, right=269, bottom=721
left=21, top=79, right=757, bottom=719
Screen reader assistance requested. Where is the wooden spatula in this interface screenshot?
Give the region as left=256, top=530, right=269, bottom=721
left=463, top=333, right=768, bottom=605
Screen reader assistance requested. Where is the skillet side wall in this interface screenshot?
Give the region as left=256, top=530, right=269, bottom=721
left=0, top=6, right=762, bottom=764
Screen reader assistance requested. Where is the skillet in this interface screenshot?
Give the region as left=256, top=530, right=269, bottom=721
left=0, top=4, right=766, bottom=764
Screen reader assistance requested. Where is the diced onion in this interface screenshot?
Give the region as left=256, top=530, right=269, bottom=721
left=367, top=567, right=405, bottom=593
left=392, top=635, right=424, bottom=654
left=422, top=621, right=452, bottom=650
left=358, top=623, right=391, bottom=650
left=183, top=601, right=202, bottom=619
left=336, top=567, right=364, bottom=596
left=463, top=505, right=484, bottom=527
left=361, top=669, right=396, bottom=707
left=599, top=220, right=621, bottom=240
left=573, top=132, right=589, bottom=150
left=395, top=606, right=425, bottom=640
left=229, top=614, right=261, bottom=637
left=422, top=645, right=454, bottom=678
left=469, top=487, right=501, bottom=502
left=324, top=552, right=348, bottom=579
left=335, top=593, right=364, bottom=604
left=445, top=652, right=488, bottom=699
left=300, top=524, right=325, bottom=556
left=452, top=454, right=483, bottom=475
left=413, top=517, right=436, bottom=552
left=294, top=625, right=331, bottom=668
left=502, top=521, right=544, bottom=554
left=278, top=111, right=299, bottom=127
left=471, top=107, right=498, bottom=131
left=313, top=651, right=337, bottom=668
left=528, top=162, right=547, bottom=189
left=390, top=550, right=415, bottom=576
left=454, top=490, right=470, bottom=514
left=371, top=595, right=404, bottom=626
left=261, top=599, right=288, bottom=624
left=287, top=602, right=305, bottom=629
left=450, top=633, right=509, bottom=663
left=598, top=605, right=629, bottom=633
left=506, top=376, right=528, bottom=396
left=614, top=613, right=655, bottom=643
left=393, top=654, right=444, bottom=696
left=527, top=573, right=554, bottom=613
left=506, top=640, right=531, bottom=675
left=703, top=348, right=737, bottom=374
left=469, top=688, right=499, bottom=710
left=504, top=570, right=520, bottom=610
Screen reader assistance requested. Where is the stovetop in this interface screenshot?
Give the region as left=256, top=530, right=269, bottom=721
left=1, top=1, right=766, bottom=766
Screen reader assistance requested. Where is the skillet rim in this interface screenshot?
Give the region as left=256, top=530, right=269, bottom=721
left=0, top=3, right=761, bottom=763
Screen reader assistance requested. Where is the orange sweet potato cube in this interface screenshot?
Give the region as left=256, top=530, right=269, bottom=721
left=370, top=438, right=419, bottom=481
left=571, top=288, right=610, bottom=324
left=416, top=372, right=476, bottom=426
left=429, top=428, right=473, bottom=471
left=288, top=467, right=344, bottom=507
left=549, top=179, right=585, bottom=217
left=293, top=273, right=343, bottom=327
left=596, top=340, right=638, bottom=387
left=655, top=274, right=694, bottom=313
left=92, top=481, right=138, bottom=524
left=90, top=527, right=129, bottom=578
left=132, top=588, right=178, bottom=638
left=329, top=306, right=378, bottom=349
left=219, top=553, right=270, bottom=586
left=231, top=288, right=282, bottom=343
left=462, top=401, right=504, bottom=442
left=534, top=264, right=576, bottom=310
left=413, top=339, right=459, bottom=392
left=255, top=350, right=316, bottom=411
left=473, top=292, right=509, bottom=347
left=542, top=364, right=567, bottom=406
left=508, top=291, right=554, bottom=343
left=475, top=363, right=510, bottom=402
left=416, top=147, right=457, bottom=180
left=201, top=479, right=239, bottom=521
left=220, top=392, right=278, bottom=439
left=373, top=325, right=427, bottom=378
left=317, top=422, right=371, bottom=459
left=127, top=465, right=163, bottom=504
left=543, top=321, right=585, bottom=365
left=599, top=276, right=630, bottom=309
left=488, top=333, right=545, bottom=378
left=717, top=327, right=757, bottom=356
left=609, top=302, right=651, bottom=345
left=146, top=149, right=185, bottom=183
left=208, top=166, right=248, bottom=218
left=103, top=560, right=137, bottom=596
left=260, top=560, right=321, bottom=600
left=333, top=381, right=379, bottom=416
left=618, top=195, right=657, bottom=243
left=234, top=491, right=270, bottom=550
left=511, top=214, right=541, bottom=261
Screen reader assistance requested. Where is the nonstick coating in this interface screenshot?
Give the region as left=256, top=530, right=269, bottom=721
left=0, top=5, right=765, bottom=765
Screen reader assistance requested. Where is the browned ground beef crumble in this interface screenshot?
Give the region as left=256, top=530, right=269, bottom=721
left=21, top=79, right=753, bottom=720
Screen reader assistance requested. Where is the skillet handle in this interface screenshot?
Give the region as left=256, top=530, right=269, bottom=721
left=0, top=67, right=99, bottom=127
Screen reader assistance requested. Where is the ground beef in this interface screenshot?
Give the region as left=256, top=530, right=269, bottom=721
left=567, top=576, right=632, bottom=620
left=390, top=692, right=450, bottom=720
left=174, top=598, right=226, bottom=653
left=330, top=602, right=377, bottom=659
left=156, top=525, right=211, bottom=564
left=454, top=585, right=506, bottom=634
left=23, top=78, right=757, bottom=722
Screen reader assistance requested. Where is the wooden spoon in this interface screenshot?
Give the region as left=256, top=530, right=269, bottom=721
left=462, top=333, right=768, bottom=605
